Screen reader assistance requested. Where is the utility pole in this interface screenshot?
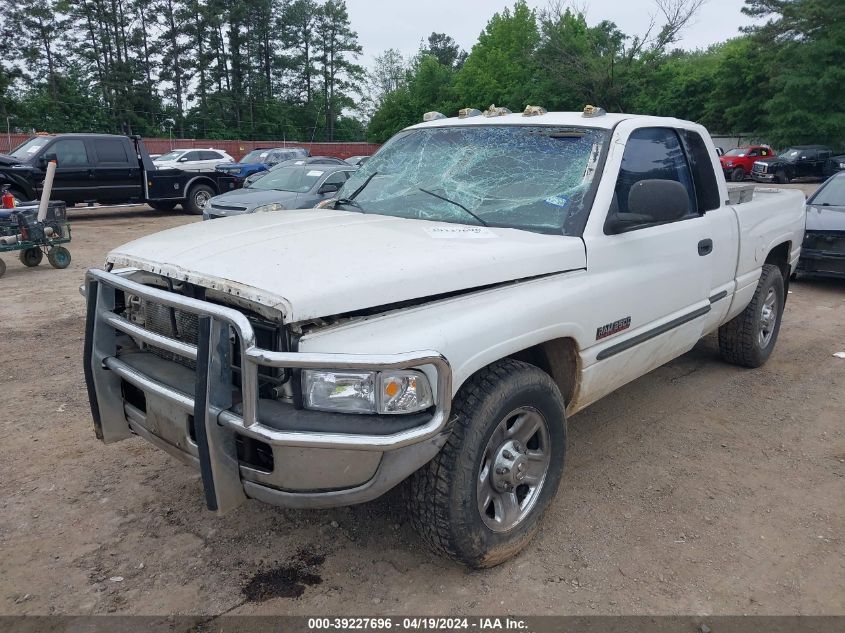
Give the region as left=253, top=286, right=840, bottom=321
left=6, top=116, right=14, bottom=153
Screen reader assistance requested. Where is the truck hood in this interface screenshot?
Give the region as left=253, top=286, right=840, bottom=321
left=0, top=154, right=22, bottom=166
left=806, top=205, right=845, bottom=232
left=106, top=210, right=587, bottom=322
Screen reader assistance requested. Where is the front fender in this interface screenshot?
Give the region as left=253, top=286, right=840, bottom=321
left=297, top=270, right=591, bottom=399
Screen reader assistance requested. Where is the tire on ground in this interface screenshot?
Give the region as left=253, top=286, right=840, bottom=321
left=718, top=263, right=785, bottom=368
left=776, top=170, right=790, bottom=184
left=183, top=184, right=214, bottom=215
left=731, top=168, right=745, bottom=182
left=406, top=358, right=567, bottom=568
left=47, top=246, right=71, bottom=269
left=19, top=247, right=43, bottom=267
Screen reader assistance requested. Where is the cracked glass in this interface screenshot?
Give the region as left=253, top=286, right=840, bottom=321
left=336, top=125, right=609, bottom=236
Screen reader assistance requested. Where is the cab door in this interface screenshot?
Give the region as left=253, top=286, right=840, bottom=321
left=578, top=126, right=713, bottom=406
left=37, top=138, right=93, bottom=203
left=89, top=137, right=142, bottom=203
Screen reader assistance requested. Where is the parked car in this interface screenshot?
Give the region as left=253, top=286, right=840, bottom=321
left=242, top=156, right=347, bottom=187
left=797, top=171, right=845, bottom=279
left=0, top=133, right=236, bottom=213
left=153, top=148, right=234, bottom=172
left=752, top=145, right=834, bottom=184
left=720, top=145, right=774, bottom=182
left=215, top=147, right=309, bottom=183
left=826, top=154, right=845, bottom=177
left=84, top=109, right=805, bottom=567
left=203, top=164, right=356, bottom=220
left=345, top=155, right=371, bottom=166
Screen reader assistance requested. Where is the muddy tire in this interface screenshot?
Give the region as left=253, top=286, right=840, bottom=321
left=183, top=184, right=214, bottom=215
left=47, top=246, right=71, bottom=269
left=19, top=247, right=43, bottom=267
left=719, top=264, right=784, bottom=368
left=407, top=359, right=566, bottom=568
left=731, top=168, right=745, bottom=182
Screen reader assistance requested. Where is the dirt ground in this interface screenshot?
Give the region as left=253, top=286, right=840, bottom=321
left=1, top=186, right=843, bottom=617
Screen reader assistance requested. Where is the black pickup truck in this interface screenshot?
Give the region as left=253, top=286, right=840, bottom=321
left=0, top=133, right=236, bottom=214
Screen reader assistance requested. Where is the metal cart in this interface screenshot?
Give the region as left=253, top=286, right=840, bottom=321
left=0, top=201, right=72, bottom=278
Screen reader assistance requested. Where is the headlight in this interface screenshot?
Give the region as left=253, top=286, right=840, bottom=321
left=253, top=203, right=285, bottom=214
left=302, top=369, right=433, bottom=415
left=839, top=162, right=845, bottom=169
left=725, top=161, right=734, bottom=167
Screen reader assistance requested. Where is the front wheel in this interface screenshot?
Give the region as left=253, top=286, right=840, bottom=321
left=183, top=184, right=214, bottom=215
left=407, top=359, right=566, bottom=568
left=776, top=170, right=790, bottom=184
left=718, top=264, right=784, bottom=368
left=47, top=246, right=71, bottom=269
left=731, top=168, right=745, bottom=182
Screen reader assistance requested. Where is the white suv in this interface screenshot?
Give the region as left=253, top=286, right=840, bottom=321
left=153, top=148, right=234, bottom=172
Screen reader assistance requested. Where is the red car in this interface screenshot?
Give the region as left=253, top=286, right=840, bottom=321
left=720, top=145, right=774, bottom=182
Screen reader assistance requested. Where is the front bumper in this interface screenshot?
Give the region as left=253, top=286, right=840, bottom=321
left=751, top=172, right=775, bottom=182
left=798, top=247, right=845, bottom=279
left=83, top=268, right=452, bottom=513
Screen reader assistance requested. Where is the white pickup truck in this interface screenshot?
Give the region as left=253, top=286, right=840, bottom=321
left=83, top=108, right=805, bottom=567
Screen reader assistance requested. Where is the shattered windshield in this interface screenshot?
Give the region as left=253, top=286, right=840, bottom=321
left=336, top=125, right=608, bottom=235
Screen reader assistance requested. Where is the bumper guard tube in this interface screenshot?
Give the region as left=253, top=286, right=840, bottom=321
left=84, top=268, right=452, bottom=513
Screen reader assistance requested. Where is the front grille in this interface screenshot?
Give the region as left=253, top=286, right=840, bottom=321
left=805, top=231, right=845, bottom=253
left=209, top=203, right=247, bottom=212
left=753, top=163, right=767, bottom=174
left=118, top=287, right=289, bottom=399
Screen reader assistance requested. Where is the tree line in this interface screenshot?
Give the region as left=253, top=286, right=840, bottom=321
left=0, top=0, right=366, bottom=141
left=0, top=0, right=842, bottom=149
left=368, top=0, right=844, bottom=148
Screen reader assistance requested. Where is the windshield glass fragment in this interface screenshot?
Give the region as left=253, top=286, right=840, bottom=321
left=336, top=125, right=608, bottom=235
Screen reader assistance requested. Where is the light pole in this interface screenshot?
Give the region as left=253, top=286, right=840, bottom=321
left=6, top=115, right=14, bottom=153
left=163, top=118, right=175, bottom=150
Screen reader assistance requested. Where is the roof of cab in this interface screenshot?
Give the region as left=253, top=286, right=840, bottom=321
left=405, top=110, right=694, bottom=132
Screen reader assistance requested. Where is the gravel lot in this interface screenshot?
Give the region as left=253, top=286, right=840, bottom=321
left=1, top=185, right=843, bottom=616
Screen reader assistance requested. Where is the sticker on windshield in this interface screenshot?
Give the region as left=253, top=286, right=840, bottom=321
left=27, top=146, right=40, bottom=154
left=424, top=226, right=497, bottom=239
left=307, top=170, right=324, bottom=177
left=544, top=194, right=570, bottom=208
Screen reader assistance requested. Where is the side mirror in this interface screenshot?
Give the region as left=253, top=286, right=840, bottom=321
left=318, top=182, right=340, bottom=195
left=40, top=152, right=58, bottom=167
left=178, top=156, right=188, bottom=162
left=606, top=179, right=690, bottom=234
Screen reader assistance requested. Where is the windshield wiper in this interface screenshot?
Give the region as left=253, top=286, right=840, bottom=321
left=417, top=187, right=489, bottom=227
left=334, top=171, right=378, bottom=212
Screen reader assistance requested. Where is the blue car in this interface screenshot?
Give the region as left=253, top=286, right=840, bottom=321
left=215, top=147, right=309, bottom=183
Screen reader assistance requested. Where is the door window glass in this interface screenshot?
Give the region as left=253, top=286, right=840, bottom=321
left=182, top=151, right=202, bottom=161
left=51, top=140, right=89, bottom=167
left=615, top=128, right=697, bottom=218
left=95, top=139, right=130, bottom=164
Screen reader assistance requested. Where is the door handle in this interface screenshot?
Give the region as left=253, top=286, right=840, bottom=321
left=698, top=238, right=713, bottom=256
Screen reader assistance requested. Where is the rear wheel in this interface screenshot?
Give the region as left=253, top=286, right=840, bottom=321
left=731, top=168, right=745, bottom=182
left=47, top=246, right=71, bottom=269
left=19, top=247, right=43, bottom=267
left=183, top=184, right=214, bottom=215
left=407, top=359, right=566, bottom=568
left=718, top=264, right=784, bottom=368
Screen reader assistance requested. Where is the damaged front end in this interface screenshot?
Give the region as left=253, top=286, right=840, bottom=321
left=83, top=268, right=451, bottom=513
left=798, top=231, right=845, bottom=278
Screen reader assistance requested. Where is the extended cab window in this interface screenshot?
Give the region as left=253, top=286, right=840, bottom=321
left=680, top=130, right=721, bottom=212
left=614, top=128, right=697, bottom=218
left=51, top=139, right=89, bottom=167
left=95, top=139, right=130, bottom=164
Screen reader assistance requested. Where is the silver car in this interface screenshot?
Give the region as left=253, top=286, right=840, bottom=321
left=203, top=164, right=356, bottom=220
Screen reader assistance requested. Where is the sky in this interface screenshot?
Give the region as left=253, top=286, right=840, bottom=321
left=345, top=0, right=759, bottom=66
